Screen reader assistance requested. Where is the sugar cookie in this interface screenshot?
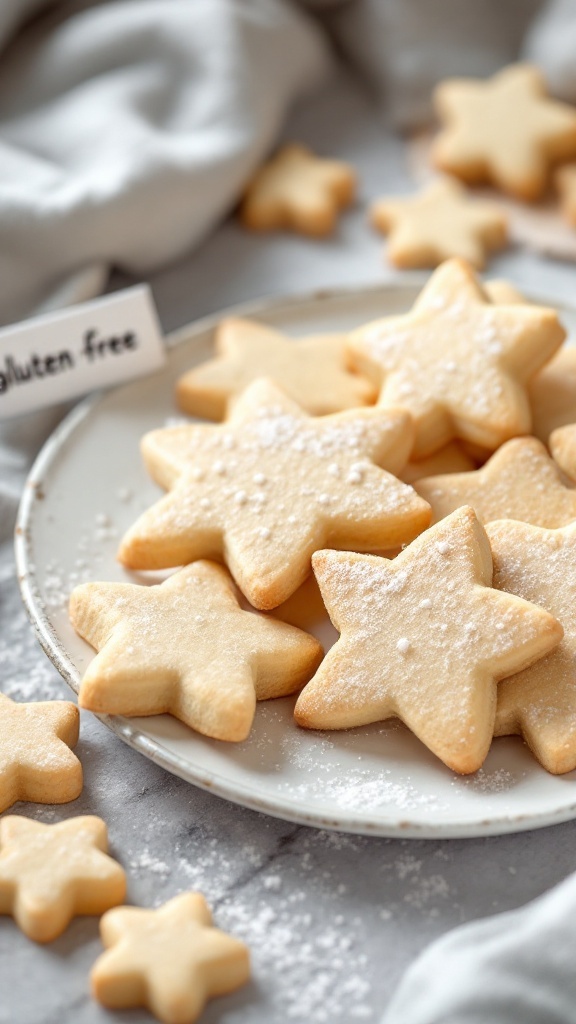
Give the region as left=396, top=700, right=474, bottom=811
left=240, top=143, right=356, bottom=237
left=71, top=562, right=323, bottom=741
left=370, top=177, right=507, bottom=269
left=484, top=279, right=525, bottom=304
left=118, top=379, right=431, bottom=609
left=0, top=693, right=82, bottom=813
left=294, top=506, right=562, bottom=774
left=432, top=63, right=576, bottom=200
left=415, top=436, right=576, bottom=528
left=0, top=815, right=126, bottom=943
left=347, top=258, right=564, bottom=458
left=176, top=317, right=376, bottom=420
left=91, top=892, right=250, bottom=1024
left=550, top=423, right=576, bottom=481
left=488, top=519, right=576, bottom=774
left=400, top=441, right=476, bottom=485
left=529, top=348, right=576, bottom=444
left=555, top=163, right=576, bottom=226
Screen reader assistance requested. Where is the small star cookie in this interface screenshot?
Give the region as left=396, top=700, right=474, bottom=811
left=70, top=562, right=323, bottom=741
left=0, top=815, right=126, bottom=942
left=294, top=506, right=562, bottom=774
left=415, top=436, right=576, bottom=528
left=370, top=177, right=508, bottom=269
left=118, top=380, right=431, bottom=609
left=347, top=258, right=564, bottom=458
left=91, top=892, right=250, bottom=1024
left=529, top=348, right=576, bottom=444
left=488, top=519, right=576, bottom=774
left=176, top=317, right=376, bottom=420
left=432, top=63, right=576, bottom=200
left=556, top=163, right=576, bottom=226
left=0, top=693, right=82, bottom=813
left=240, top=143, right=356, bottom=236
left=550, top=423, right=576, bottom=482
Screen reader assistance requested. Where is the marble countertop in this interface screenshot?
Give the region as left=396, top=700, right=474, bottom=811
left=3, top=70, right=576, bottom=1024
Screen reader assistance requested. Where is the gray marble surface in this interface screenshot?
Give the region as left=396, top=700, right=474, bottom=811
left=3, top=69, right=576, bottom=1024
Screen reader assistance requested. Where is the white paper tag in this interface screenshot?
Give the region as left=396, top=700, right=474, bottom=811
left=0, top=285, right=166, bottom=420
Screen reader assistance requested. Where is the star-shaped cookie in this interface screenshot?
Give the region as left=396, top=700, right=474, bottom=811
left=432, top=63, right=576, bottom=200
left=400, top=440, right=476, bottom=485
left=240, top=143, right=356, bottom=236
left=118, top=380, right=431, bottom=609
left=0, top=815, right=126, bottom=942
left=91, top=892, right=250, bottom=1024
left=488, top=519, right=576, bottom=774
left=347, top=258, right=564, bottom=458
left=370, top=177, right=508, bottom=269
left=294, top=506, right=562, bottom=774
left=415, top=436, right=576, bottom=528
left=529, top=347, right=576, bottom=444
left=176, top=317, right=376, bottom=420
left=556, top=163, right=576, bottom=226
left=0, top=693, right=82, bottom=813
left=550, top=423, right=576, bottom=482
left=70, top=561, right=323, bottom=740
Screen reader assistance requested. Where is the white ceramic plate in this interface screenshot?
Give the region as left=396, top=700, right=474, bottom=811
left=16, top=283, right=576, bottom=839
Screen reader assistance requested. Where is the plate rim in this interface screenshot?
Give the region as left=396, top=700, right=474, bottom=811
left=15, top=279, right=576, bottom=840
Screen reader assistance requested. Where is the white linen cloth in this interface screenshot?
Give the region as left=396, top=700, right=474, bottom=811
left=0, top=0, right=332, bottom=327
left=383, top=869, right=576, bottom=1024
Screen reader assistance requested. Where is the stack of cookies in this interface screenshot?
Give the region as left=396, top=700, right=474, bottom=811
left=70, top=255, right=576, bottom=778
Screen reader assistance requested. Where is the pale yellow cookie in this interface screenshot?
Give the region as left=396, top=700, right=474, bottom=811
left=555, top=163, right=576, bottom=226
left=432, top=63, right=576, bottom=201
left=240, top=143, right=356, bottom=237
left=400, top=441, right=476, bottom=485
left=176, top=317, right=376, bottom=421
left=91, top=892, right=250, bottom=1024
left=415, top=436, right=576, bottom=528
left=370, top=177, right=508, bottom=269
left=550, top=423, right=576, bottom=481
left=0, top=815, right=126, bottom=943
left=271, top=574, right=328, bottom=631
left=347, top=258, right=564, bottom=458
left=484, top=282, right=576, bottom=445
left=484, top=279, right=526, bottom=304
left=529, top=348, right=576, bottom=444
left=118, top=379, right=431, bottom=609
left=70, top=562, right=323, bottom=741
left=294, top=506, right=562, bottom=774
left=0, top=693, right=82, bottom=813
left=488, top=519, right=576, bottom=774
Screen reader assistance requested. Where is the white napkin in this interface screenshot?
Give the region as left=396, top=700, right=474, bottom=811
left=0, top=0, right=332, bottom=327
left=383, top=868, right=576, bottom=1024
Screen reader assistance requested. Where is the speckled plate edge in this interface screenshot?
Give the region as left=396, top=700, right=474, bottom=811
left=15, top=281, right=576, bottom=840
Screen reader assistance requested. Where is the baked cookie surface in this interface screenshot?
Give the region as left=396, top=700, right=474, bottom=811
left=489, top=519, right=576, bottom=774
left=119, top=379, right=431, bottom=608
left=240, top=143, right=356, bottom=236
left=0, top=815, right=126, bottom=942
left=0, top=693, right=82, bottom=813
left=71, top=561, right=323, bottom=741
left=371, top=177, right=507, bottom=269
left=348, top=258, right=564, bottom=458
left=91, top=892, right=250, bottom=1024
left=176, top=317, right=375, bottom=420
left=433, top=63, right=576, bottom=200
left=294, top=506, right=562, bottom=774
left=415, top=436, right=576, bottom=528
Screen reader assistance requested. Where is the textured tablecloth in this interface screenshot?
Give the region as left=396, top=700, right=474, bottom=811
left=3, top=71, right=576, bottom=1024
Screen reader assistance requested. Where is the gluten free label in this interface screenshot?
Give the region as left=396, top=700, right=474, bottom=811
left=0, top=285, right=166, bottom=420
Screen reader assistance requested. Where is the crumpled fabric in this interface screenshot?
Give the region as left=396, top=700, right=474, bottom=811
left=383, top=868, right=576, bottom=1024
left=0, top=0, right=332, bottom=326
